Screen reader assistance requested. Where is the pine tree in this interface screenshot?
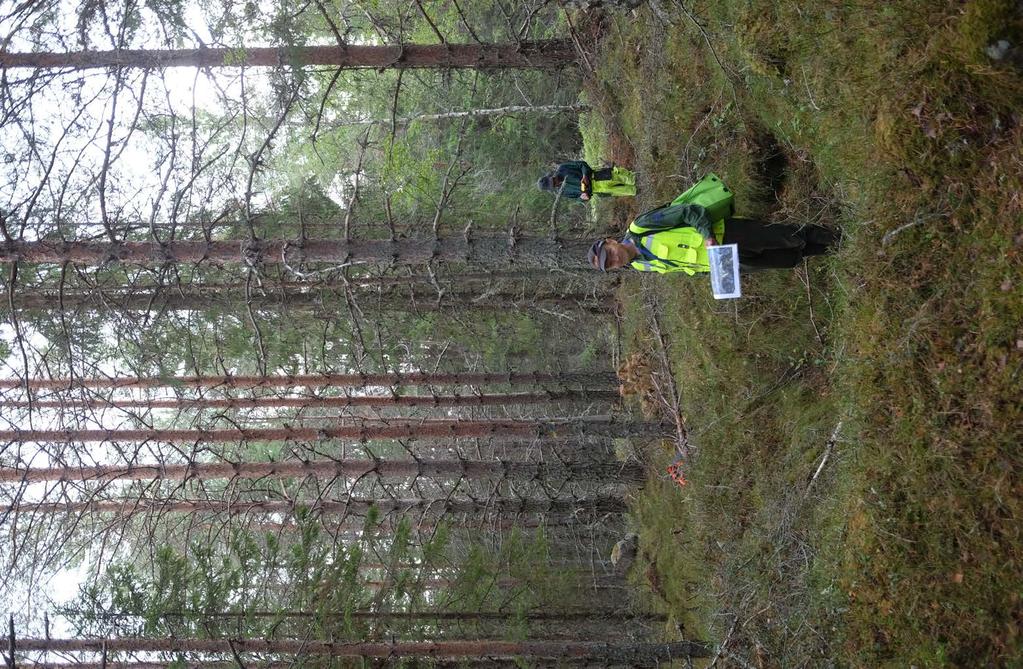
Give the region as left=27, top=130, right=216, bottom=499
left=0, top=42, right=575, bottom=70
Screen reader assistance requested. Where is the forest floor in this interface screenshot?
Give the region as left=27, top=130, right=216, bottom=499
left=574, top=0, right=1023, bottom=666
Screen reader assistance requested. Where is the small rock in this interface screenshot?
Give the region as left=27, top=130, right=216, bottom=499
left=986, top=39, right=1012, bottom=61
left=611, top=533, right=639, bottom=574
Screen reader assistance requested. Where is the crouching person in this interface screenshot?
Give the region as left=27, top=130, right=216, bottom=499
left=538, top=160, right=637, bottom=201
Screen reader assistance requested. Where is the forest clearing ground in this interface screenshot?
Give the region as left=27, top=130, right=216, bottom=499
left=576, top=1, right=1023, bottom=666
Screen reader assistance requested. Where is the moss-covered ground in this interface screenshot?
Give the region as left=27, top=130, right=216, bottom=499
left=577, top=1, right=1023, bottom=665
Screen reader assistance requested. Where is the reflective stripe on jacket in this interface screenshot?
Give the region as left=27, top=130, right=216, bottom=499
left=627, top=223, right=723, bottom=275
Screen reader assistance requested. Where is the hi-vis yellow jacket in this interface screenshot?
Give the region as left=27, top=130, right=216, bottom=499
left=627, top=174, right=734, bottom=275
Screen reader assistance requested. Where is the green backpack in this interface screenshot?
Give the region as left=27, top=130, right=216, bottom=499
left=670, top=173, right=734, bottom=223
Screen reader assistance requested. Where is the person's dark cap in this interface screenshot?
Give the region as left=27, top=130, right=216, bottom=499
left=537, top=174, right=555, bottom=192
left=587, top=239, right=608, bottom=271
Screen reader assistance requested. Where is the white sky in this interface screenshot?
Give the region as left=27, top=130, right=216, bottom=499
left=0, top=0, right=287, bottom=640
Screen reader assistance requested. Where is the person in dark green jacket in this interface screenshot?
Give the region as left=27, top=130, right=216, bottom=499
left=588, top=175, right=839, bottom=273
left=538, top=160, right=636, bottom=201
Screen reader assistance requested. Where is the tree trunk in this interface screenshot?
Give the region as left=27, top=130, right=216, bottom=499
left=352, top=269, right=597, bottom=287
left=12, top=638, right=714, bottom=664
left=0, top=371, right=614, bottom=390
left=111, top=609, right=666, bottom=623
left=0, top=235, right=593, bottom=268
left=0, top=286, right=604, bottom=313
left=341, top=103, right=589, bottom=127
left=17, top=271, right=607, bottom=292
left=0, top=42, right=575, bottom=70
left=0, top=389, right=619, bottom=410
left=0, top=416, right=659, bottom=446
left=240, top=513, right=578, bottom=534
left=0, top=457, right=647, bottom=484
left=2, top=495, right=629, bottom=516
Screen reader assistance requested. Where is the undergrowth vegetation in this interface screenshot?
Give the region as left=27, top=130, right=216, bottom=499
left=581, top=0, right=1023, bottom=665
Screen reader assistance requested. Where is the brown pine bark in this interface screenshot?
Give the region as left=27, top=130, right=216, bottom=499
left=0, top=42, right=575, bottom=70
left=0, top=416, right=659, bottom=446
left=360, top=576, right=621, bottom=591
left=0, top=235, right=593, bottom=268
left=26, top=270, right=575, bottom=292
left=2, top=496, right=628, bottom=516
left=12, top=638, right=714, bottom=663
left=243, top=514, right=575, bottom=534
left=352, top=269, right=589, bottom=286
left=142, top=609, right=666, bottom=623
left=0, top=389, right=619, bottom=410
left=350, top=269, right=614, bottom=295
left=0, top=458, right=647, bottom=484
left=339, top=103, right=590, bottom=127
left=71, top=608, right=666, bottom=627
left=4, top=273, right=609, bottom=308
left=0, top=286, right=604, bottom=313
left=0, top=371, right=613, bottom=390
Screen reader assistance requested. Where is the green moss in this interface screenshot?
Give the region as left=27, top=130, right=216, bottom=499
left=949, top=0, right=1022, bottom=65
left=578, top=108, right=609, bottom=169
left=584, top=0, right=1023, bottom=664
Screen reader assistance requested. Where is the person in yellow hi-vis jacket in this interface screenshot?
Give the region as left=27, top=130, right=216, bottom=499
left=587, top=174, right=839, bottom=273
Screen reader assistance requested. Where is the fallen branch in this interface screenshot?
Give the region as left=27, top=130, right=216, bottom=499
left=563, top=9, right=596, bottom=74
left=673, top=0, right=739, bottom=94
left=549, top=179, right=568, bottom=234
left=800, top=259, right=823, bottom=344
left=881, top=210, right=948, bottom=248
left=706, top=615, right=756, bottom=669
left=645, top=293, right=689, bottom=452
left=880, top=218, right=924, bottom=247
left=804, top=419, right=844, bottom=498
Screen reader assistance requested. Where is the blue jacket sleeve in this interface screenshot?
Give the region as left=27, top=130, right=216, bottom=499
left=556, top=161, right=594, bottom=180
left=632, top=203, right=713, bottom=238
left=555, top=161, right=594, bottom=200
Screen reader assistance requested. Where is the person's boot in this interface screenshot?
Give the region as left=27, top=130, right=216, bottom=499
left=805, top=225, right=842, bottom=254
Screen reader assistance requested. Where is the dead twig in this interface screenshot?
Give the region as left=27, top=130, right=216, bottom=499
left=548, top=179, right=568, bottom=235
left=804, top=420, right=843, bottom=498
left=800, top=260, right=823, bottom=344
left=449, top=0, right=483, bottom=42
left=880, top=218, right=924, bottom=247
left=644, top=293, right=689, bottom=453
left=5, top=262, right=33, bottom=427
left=563, top=9, right=596, bottom=74
left=881, top=209, right=950, bottom=249
left=673, top=0, right=739, bottom=102
left=707, top=614, right=757, bottom=669
left=343, top=127, right=373, bottom=240
left=386, top=69, right=404, bottom=166
left=413, top=0, right=446, bottom=42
